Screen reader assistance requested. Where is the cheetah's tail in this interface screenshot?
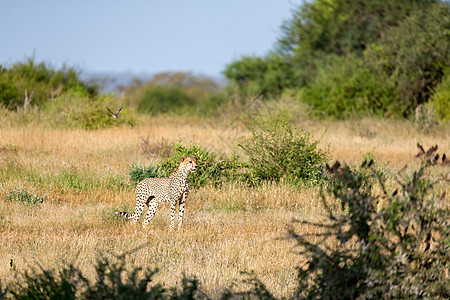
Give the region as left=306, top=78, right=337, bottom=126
left=115, top=211, right=133, bottom=219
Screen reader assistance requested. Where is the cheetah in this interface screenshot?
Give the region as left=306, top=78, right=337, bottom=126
left=115, top=156, right=197, bottom=229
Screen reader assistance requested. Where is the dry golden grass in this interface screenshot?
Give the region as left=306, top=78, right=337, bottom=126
left=0, top=199, right=312, bottom=297
left=0, top=116, right=449, bottom=297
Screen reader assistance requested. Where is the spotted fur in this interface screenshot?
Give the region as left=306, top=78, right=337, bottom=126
left=116, top=156, right=197, bottom=229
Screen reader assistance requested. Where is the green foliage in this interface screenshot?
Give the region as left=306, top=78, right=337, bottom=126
left=293, top=1, right=449, bottom=119
left=138, top=85, right=195, bottom=115
left=129, top=71, right=224, bottom=115
left=0, top=58, right=138, bottom=129
left=0, top=58, right=95, bottom=109
left=292, top=150, right=450, bottom=299
left=158, top=143, right=245, bottom=188
left=44, top=87, right=135, bottom=129
left=430, top=68, right=450, bottom=121
left=129, top=143, right=245, bottom=188
left=240, top=115, right=329, bottom=186
left=224, top=54, right=294, bottom=98
left=224, top=0, right=449, bottom=119
left=277, top=0, right=435, bottom=57
left=0, top=70, right=20, bottom=107
left=301, top=56, right=398, bottom=118
left=4, top=187, right=46, bottom=205
left=364, top=3, right=450, bottom=116
left=128, top=163, right=161, bottom=186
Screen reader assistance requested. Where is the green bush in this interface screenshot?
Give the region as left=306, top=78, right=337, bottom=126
left=239, top=115, right=329, bottom=186
left=292, top=149, right=450, bottom=299
left=364, top=3, right=450, bottom=117
left=43, top=87, right=135, bottom=130
left=301, top=56, right=398, bottom=118
left=430, top=68, right=450, bottom=122
left=129, top=143, right=245, bottom=188
left=158, top=143, right=245, bottom=188
left=224, top=54, right=294, bottom=98
left=198, top=93, right=226, bottom=114
left=0, top=70, right=20, bottom=108
left=128, top=163, right=161, bottom=186
left=128, top=71, right=224, bottom=116
left=138, top=85, right=195, bottom=115
left=4, top=187, right=46, bottom=205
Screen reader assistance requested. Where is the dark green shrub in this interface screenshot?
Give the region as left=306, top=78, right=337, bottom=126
left=4, top=187, right=46, bottom=205
left=301, top=56, right=399, bottom=118
left=138, top=85, right=194, bottom=115
left=430, top=68, right=450, bottom=122
left=364, top=3, right=450, bottom=117
left=129, top=163, right=161, bottom=186
left=129, top=143, right=245, bottom=188
left=0, top=70, right=20, bottom=108
left=224, top=54, right=294, bottom=98
left=292, top=147, right=450, bottom=299
left=198, top=93, right=226, bottom=114
left=158, top=143, right=245, bottom=188
left=127, top=71, right=224, bottom=116
left=239, top=115, right=329, bottom=186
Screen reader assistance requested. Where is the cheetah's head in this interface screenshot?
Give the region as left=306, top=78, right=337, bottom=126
left=180, top=156, right=198, bottom=173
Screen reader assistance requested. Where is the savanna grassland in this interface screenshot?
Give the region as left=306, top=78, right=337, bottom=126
left=1, top=0, right=449, bottom=296
left=1, top=115, right=448, bottom=297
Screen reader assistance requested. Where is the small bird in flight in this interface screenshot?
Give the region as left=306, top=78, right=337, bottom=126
left=107, top=106, right=123, bottom=118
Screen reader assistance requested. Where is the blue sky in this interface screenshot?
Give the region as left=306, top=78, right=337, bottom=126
left=0, top=0, right=295, bottom=78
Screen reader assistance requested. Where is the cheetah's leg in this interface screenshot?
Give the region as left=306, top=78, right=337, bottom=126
left=143, top=198, right=159, bottom=227
left=178, top=192, right=188, bottom=229
left=130, top=193, right=149, bottom=223
left=169, top=201, right=177, bottom=230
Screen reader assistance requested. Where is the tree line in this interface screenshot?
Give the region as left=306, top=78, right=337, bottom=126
left=1, top=0, right=449, bottom=122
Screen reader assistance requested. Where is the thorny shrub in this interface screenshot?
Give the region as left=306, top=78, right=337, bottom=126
left=290, top=143, right=450, bottom=299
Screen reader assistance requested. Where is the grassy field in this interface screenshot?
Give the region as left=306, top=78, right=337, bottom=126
left=0, top=115, right=448, bottom=297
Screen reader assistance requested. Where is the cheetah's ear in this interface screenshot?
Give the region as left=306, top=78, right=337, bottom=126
left=181, top=156, right=186, bottom=162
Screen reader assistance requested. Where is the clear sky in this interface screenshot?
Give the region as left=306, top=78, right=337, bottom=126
left=0, top=0, right=296, bottom=78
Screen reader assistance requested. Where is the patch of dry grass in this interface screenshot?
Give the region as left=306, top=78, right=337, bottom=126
left=0, top=199, right=313, bottom=297
left=0, top=116, right=448, bottom=296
